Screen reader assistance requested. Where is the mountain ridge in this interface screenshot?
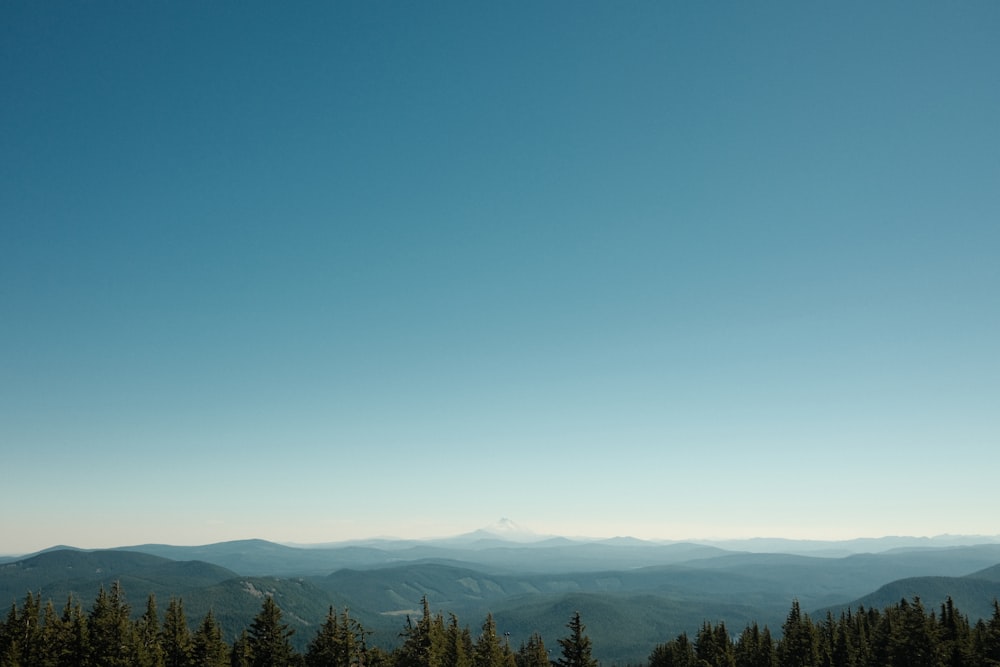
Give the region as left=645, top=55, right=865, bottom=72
left=5, top=537, right=1000, bottom=664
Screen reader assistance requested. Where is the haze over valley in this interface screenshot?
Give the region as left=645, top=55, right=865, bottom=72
left=5, top=523, right=1000, bottom=663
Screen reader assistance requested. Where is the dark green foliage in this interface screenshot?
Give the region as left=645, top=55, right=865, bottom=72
left=980, top=600, right=1000, bottom=664
left=396, top=597, right=447, bottom=667
left=776, top=599, right=817, bottom=667
left=733, top=622, right=774, bottom=667
left=6, top=565, right=1000, bottom=667
left=648, top=595, right=1000, bottom=667
left=193, top=609, right=230, bottom=667
left=88, top=581, right=135, bottom=666
left=161, top=597, right=193, bottom=667
left=514, top=632, right=548, bottom=667
left=889, top=597, right=937, bottom=667
left=695, top=619, right=735, bottom=667
left=444, top=614, right=473, bottom=667
left=305, top=607, right=368, bottom=667
left=0, top=592, right=44, bottom=667
left=938, top=597, right=972, bottom=667
left=230, top=629, right=253, bottom=667
left=137, top=594, right=166, bottom=667
left=473, top=613, right=510, bottom=667
left=555, top=613, right=596, bottom=667
left=246, top=596, right=296, bottom=667
left=649, top=632, right=696, bottom=667
left=55, top=595, right=89, bottom=667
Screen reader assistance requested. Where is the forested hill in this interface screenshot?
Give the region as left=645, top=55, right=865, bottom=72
left=116, top=538, right=734, bottom=576
left=3, top=579, right=1000, bottom=666
left=817, top=572, right=1000, bottom=622
left=0, top=548, right=237, bottom=598
left=3, top=540, right=1000, bottom=663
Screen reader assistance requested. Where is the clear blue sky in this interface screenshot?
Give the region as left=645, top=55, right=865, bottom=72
left=2, top=2, right=998, bottom=555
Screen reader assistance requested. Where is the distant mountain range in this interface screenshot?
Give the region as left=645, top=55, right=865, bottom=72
left=3, top=527, right=1000, bottom=664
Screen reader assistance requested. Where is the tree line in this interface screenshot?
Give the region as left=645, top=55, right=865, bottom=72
left=649, top=597, right=1000, bottom=667
left=3, top=582, right=1000, bottom=667
left=0, top=582, right=597, bottom=667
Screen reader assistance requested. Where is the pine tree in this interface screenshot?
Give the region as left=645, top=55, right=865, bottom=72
left=734, top=622, right=774, bottom=667
left=777, top=599, right=817, bottom=667
left=443, top=614, right=472, bottom=667
left=938, top=596, right=971, bottom=667
left=648, top=632, right=695, bottom=667
left=306, top=606, right=365, bottom=667
left=88, top=581, right=135, bottom=667
left=515, top=633, right=549, bottom=667
left=473, top=614, right=506, bottom=667
left=868, top=605, right=894, bottom=667
left=694, top=620, right=734, bottom=667
left=231, top=629, right=253, bottom=667
left=192, top=610, right=230, bottom=667
left=397, top=597, right=446, bottom=667
left=136, top=593, right=166, bottom=667
left=889, top=597, right=937, bottom=667
left=0, top=603, right=18, bottom=667
left=555, top=613, right=596, bottom=667
left=829, top=616, right=853, bottom=667
left=975, top=599, right=1000, bottom=665
left=161, top=597, right=193, bottom=667
left=12, top=591, right=43, bottom=667
left=246, top=596, right=296, bottom=667
left=56, top=595, right=89, bottom=667
left=38, top=599, right=62, bottom=667
left=814, top=612, right=835, bottom=667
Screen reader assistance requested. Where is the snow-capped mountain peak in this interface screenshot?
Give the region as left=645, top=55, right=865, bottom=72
left=483, top=517, right=533, bottom=538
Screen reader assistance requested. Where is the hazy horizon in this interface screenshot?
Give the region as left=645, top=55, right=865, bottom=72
left=3, top=3, right=998, bottom=556
left=6, top=518, right=1000, bottom=559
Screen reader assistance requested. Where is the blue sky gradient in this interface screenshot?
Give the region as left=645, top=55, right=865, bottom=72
left=2, top=2, right=999, bottom=554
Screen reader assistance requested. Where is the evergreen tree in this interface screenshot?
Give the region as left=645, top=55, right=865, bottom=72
left=844, top=607, right=870, bottom=667
left=55, top=595, right=89, bottom=667
left=938, top=596, right=971, bottom=667
left=306, top=606, right=343, bottom=667
left=515, top=633, right=549, bottom=667
left=0, top=603, right=19, bottom=667
left=88, top=581, right=135, bottom=667
left=976, top=599, right=1000, bottom=665
left=246, top=596, right=296, bottom=667
left=694, top=620, right=734, bottom=667
left=734, top=622, right=774, bottom=667
left=192, top=610, right=230, bottom=667
left=161, top=597, right=193, bottom=667
left=306, top=607, right=366, bottom=667
left=555, top=613, right=596, bottom=667
left=7, top=591, right=43, bottom=667
left=37, top=599, right=63, bottom=667
left=472, top=614, right=507, bottom=667
left=828, top=616, right=853, bottom=667
left=776, top=600, right=817, bottom=667
left=230, top=630, right=252, bottom=667
left=867, top=605, right=894, bottom=667
left=136, top=593, right=166, bottom=667
left=397, top=597, right=446, bottom=667
left=648, top=633, right=695, bottom=667
left=36, top=598, right=90, bottom=667
left=443, top=614, right=472, bottom=667
left=814, top=613, right=835, bottom=667
left=366, top=646, right=394, bottom=667
left=888, top=597, right=937, bottom=667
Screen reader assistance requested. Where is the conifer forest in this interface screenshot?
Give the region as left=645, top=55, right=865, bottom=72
left=3, top=582, right=1000, bottom=667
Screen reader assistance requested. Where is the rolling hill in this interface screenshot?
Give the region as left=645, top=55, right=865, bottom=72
left=5, top=537, right=1000, bottom=663
left=816, top=570, right=1000, bottom=622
